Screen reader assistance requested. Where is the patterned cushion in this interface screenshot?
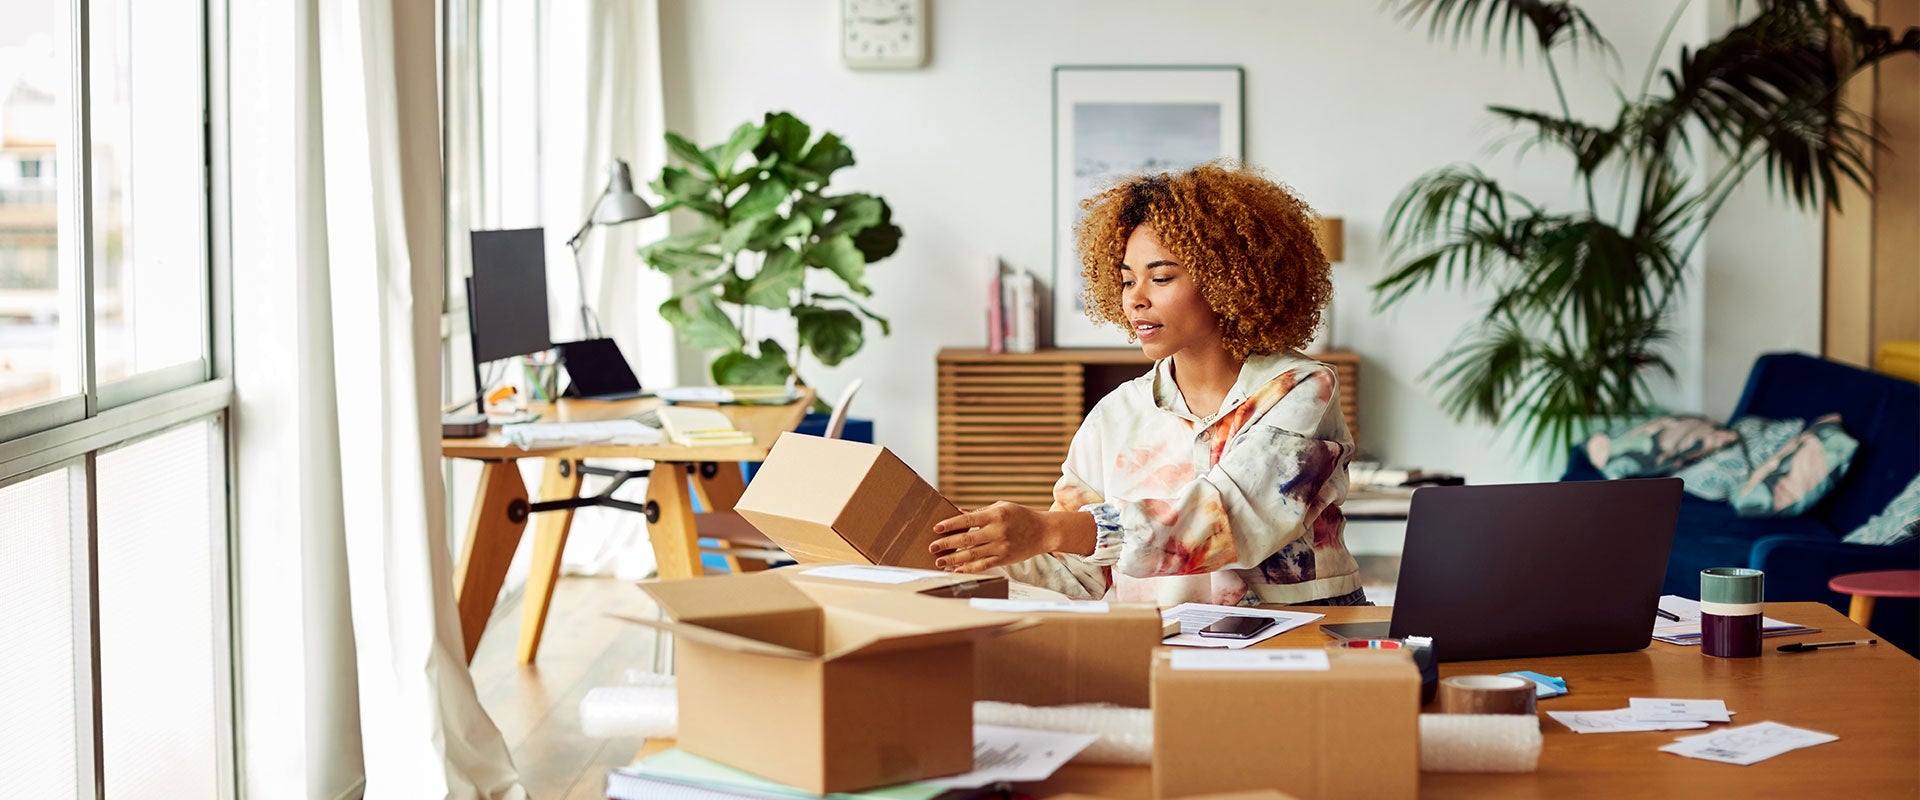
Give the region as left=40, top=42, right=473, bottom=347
left=1675, top=416, right=1807, bottom=501
left=1585, top=415, right=1738, bottom=479
left=1729, top=414, right=1859, bottom=518
left=1841, top=473, right=1920, bottom=545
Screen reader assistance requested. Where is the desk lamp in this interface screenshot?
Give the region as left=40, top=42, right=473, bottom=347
left=565, top=159, right=656, bottom=338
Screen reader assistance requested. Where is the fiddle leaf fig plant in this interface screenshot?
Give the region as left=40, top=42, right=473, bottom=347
left=640, top=110, right=901, bottom=390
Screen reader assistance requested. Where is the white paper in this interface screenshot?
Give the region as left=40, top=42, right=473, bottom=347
left=1547, top=708, right=1712, bottom=734
left=1659, top=721, right=1838, bottom=765
left=1159, top=603, right=1323, bottom=649
left=500, top=419, right=661, bottom=449
left=655, top=387, right=735, bottom=403
left=969, top=598, right=1110, bottom=614
left=920, top=725, right=1099, bottom=790
left=1170, top=649, right=1330, bottom=672
left=801, top=564, right=949, bottom=585
left=1629, top=697, right=1732, bottom=723
left=1005, top=581, right=1075, bottom=601
left=1651, top=595, right=1816, bottom=644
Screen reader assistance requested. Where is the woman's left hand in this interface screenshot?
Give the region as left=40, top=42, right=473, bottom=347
left=929, top=501, right=1057, bottom=574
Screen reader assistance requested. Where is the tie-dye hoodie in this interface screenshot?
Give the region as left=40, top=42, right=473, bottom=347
left=1002, top=350, right=1358, bottom=605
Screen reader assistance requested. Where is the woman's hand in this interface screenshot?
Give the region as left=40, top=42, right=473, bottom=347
left=929, top=503, right=1093, bottom=573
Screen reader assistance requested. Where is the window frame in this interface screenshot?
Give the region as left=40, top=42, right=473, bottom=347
left=0, top=0, right=236, bottom=797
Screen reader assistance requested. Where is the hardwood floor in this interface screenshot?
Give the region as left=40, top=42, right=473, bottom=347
left=469, top=576, right=664, bottom=800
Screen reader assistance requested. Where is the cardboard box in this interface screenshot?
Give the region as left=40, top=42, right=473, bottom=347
left=971, top=600, right=1167, bottom=708
left=776, top=562, right=1009, bottom=599
left=735, top=433, right=959, bottom=570
left=1152, top=649, right=1419, bottom=800
left=629, top=571, right=1024, bottom=794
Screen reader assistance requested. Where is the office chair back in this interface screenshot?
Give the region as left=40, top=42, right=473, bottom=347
left=823, top=379, right=864, bottom=440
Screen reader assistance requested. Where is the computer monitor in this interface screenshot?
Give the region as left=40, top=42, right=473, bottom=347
left=468, top=228, right=553, bottom=364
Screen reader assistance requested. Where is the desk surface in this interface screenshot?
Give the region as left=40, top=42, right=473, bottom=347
left=440, top=390, right=814, bottom=462
left=1033, top=602, right=1919, bottom=799
left=640, top=602, right=1918, bottom=798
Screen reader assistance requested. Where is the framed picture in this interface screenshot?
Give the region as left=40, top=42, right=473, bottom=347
left=1052, top=65, right=1244, bottom=348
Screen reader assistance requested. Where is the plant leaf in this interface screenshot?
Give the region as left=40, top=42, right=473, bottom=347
left=820, top=193, right=884, bottom=239
left=1389, top=0, right=1612, bottom=58
left=730, top=174, right=791, bottom=223
left=743, top=246, right=805, bottom=308
left=758, top=111, right=813, bottom=161
left=640, top=247, right=725, bottom=275
left=713, top=122, right=766, bottom=178
left=748, top=214, right=813, bottom=250
left=664, top=132, right=717, bottom=178
left=799, top=132, right=855, bottom=182
left=795, top=306, right=864, bottom=366
left=658, top=293, right=743, bottom=351
left=712, top=339, right=793, bottom=386
left=806, top=234, right=870, bottom=295
left=811, top=292, right=892, bottom=336
left=851, top=200, right=902, bottom=262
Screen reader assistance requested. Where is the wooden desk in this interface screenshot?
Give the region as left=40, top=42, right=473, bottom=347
left=1028, top=602, right=1919, bottom=798
left=639, top=602, right=1919, bottom=798
left=442, top=390, right=812, bottom=665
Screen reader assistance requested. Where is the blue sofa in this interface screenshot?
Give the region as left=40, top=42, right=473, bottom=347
left=1563, top=353, right=1920, bottom=653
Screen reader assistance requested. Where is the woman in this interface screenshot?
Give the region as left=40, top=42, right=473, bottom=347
left=928, top=161, right=1363, bottom=606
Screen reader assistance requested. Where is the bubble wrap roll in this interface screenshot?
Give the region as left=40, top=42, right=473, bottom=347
left=973, top=701, right=1153, bottom=765
left=1418, top=713, right=1542, bottom=773
left=578, top=685, right=679, bottom=739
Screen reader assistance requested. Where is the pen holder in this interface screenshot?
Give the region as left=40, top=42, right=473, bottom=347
left=1700, top=567, right=1764, bottom=658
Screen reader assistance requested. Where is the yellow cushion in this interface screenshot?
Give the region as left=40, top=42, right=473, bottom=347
left=1877, top=341, right=1920, bottom=383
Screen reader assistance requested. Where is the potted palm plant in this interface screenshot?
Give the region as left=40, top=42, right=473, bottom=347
left=640, top=111, right=902, bottom=399
left=1373, top=0, right=1918, bottom=455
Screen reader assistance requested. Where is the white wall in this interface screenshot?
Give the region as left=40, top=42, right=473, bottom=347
left=656, top=0, right=1823, bottom=485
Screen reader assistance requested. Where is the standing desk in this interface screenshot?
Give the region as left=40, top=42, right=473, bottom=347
left=442, top=390, right=813, bottom=664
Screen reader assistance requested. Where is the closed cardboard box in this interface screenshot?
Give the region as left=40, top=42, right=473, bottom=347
left=629, top=571, right=1024, bottom=794
left=1152, top=649, right=1419, bottom=800
left=971, top=600, right=1166, bottom=707
left=777, top=562, right=1009, bottom=600
left=735, top=433, right=959, bottom=570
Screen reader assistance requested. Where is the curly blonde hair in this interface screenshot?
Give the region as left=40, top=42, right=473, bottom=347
left=1074, top=160, right=1332, bottom=360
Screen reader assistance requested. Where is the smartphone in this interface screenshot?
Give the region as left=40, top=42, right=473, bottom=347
left=1197, top=615, right=1277, bottom=639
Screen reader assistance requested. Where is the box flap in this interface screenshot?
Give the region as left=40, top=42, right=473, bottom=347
left=828, top=448, right=959, bottom=570
left=817, top=593, right=1031, bottom=661
left=638, top=571, right=816, bottom=624
left=609, top=613, right=815, bottom=661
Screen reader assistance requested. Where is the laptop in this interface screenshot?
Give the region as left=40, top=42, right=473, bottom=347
left=557, top=338, right=647, bottom=401
left=1324, top=477, right=1683, bottom=662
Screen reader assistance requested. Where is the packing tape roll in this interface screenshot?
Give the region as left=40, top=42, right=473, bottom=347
left=1419, top=713, right=1542, bottom=773
left=1437, top=675, right=1538, bottom=716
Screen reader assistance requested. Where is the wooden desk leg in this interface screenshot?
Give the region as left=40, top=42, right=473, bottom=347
left=692, top=462, right=765, bottom=572
left=517, top=457, right=585, bottom=665
left=454, top=461, right=530, bottom=663
left=647, top=462, right=704, bottom=580
left=1848, top=594, right=1877, bottom=627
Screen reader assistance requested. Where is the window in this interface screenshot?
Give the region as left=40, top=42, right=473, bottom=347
left=0, top=2, right=232, bottom=798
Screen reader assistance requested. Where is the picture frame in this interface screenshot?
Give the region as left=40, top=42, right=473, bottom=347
left=1051, top=65, right=1244, bottom=348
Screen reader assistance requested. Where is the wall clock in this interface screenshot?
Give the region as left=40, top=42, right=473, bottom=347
left=841, top=0, right=927, bottom=69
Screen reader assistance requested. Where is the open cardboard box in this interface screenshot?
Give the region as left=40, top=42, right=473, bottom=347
left=1152, top=649, right=1419, bottom=800
left=734, top=433, right=959, bottom=570
left=624, top=571, right=1028, bottom=794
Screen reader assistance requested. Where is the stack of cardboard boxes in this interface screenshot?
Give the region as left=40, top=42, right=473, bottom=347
left=638, top=433, right=1419, bottom=798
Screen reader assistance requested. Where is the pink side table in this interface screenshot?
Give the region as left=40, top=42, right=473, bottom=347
left=1828, top=569, right=1920, bottom=627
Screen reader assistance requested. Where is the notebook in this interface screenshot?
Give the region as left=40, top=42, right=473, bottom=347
left=657, top=405, right=754, bottom=447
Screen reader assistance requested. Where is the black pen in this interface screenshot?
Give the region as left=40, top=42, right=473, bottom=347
left=1655, top=607, right=1681, bottom=622
left=1778, top=638, right=1877, bottom=653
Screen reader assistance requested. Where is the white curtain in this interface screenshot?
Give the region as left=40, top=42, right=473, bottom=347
left=553, top=0, right=676, bottom=579
left=315, top=0, right=525, bottom=796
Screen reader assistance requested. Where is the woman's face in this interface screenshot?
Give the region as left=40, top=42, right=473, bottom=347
left=1119, top=225, right=1223, bottom=361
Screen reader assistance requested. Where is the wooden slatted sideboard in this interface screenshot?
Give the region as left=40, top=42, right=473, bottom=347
left=937, top=348, right=1359, bottom=510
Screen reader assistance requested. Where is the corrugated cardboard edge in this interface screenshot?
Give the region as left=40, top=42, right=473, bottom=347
left=608, top=613, right=814, bottom=660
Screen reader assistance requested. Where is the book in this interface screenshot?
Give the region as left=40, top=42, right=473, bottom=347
left=656, top=405, right=755, bottom=447
left=610, top=748, right=954, bottom=800
left=1650, top=595, right=1818, bottom=645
